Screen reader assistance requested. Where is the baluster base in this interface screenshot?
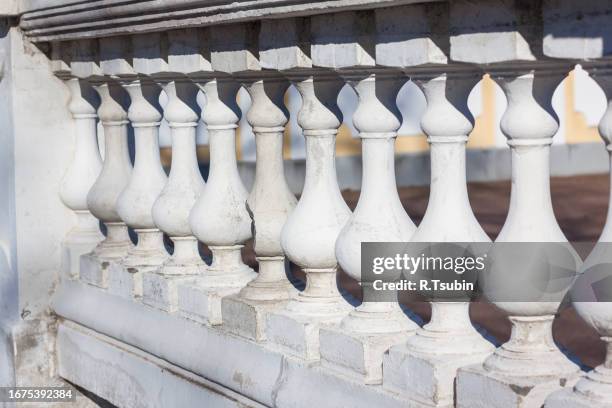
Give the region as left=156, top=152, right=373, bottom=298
left=160, top=245, right=256, bottom=323
left=62, top=211, right=104, bottom=280
left=79, top=253, right=110, bottom=288
left=203, top=245, right=256, bottom=289
left=222, top=256, right=297, bottom=341
left=383, top=343, right=492, bottom=407
left=482, top=316, right=579, bottom=377
left=320, top=328, right=412, bottom=385
left=141, top=236, right=206, bottom=312
left=457, top=362, right=580, bottom=408
left=90, top=222, right=134, bottom=261
left=62, top=241, right=101, bottom=281
left=123, top=229, right=169, bottom=268
left=222, top=296, right=288, bottom=342
left=318, top=301, right=417, bottom=384
left=176, top=279, right=242, bottom=325
left=107, top=262, right=147, bottom=300
left=143, top=273, right=195, bottom=313
left=265, top=310, right=346, bottom=361
left=265, top=266, right=350, bottom=360
left=381, top=302, right=495, bottom=404
left=237, top=256, right=296, bottom=301
left=546, top=364, right=612, bottom=407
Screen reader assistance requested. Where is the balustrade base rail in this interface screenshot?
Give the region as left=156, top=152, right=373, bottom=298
left=53, top=280, right=415, bottom=408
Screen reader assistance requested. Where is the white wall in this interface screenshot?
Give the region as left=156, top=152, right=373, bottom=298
left=0, top=22, right=76, bottom=386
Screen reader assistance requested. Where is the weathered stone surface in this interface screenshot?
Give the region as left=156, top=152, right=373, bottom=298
left=311, top=11, right=375, bottom=68
left=57, top=322, right=265, bottom=408
left=375, top=3, right=448, bottom=67
left=449, top=0, right=541, bottom=64
left=543, top=0, right=612, bottom=60
left=142, top=272, right=191, bottom=313
left=167, top=28, right=212, bottom=75
left=107, top=262, right=144, bottom=300
left=210, top=23, right=260, bottom=74
left=320, top=328, right=411, bottom=384
left=259, top=18, right=312, bottom=71
left=545, top=387, right=609, bottom=408
left=221, top=296, right=286, bottom=341
left=456, top=364, right=579, bottom=408
left=53, top=281, right=414, bottom=407
left=20, top=0, right=440, bottom=43
left=60, top=241, right=97, bottom=281
left=384, top=344, right=491, bottom=407
left=266, top=310, right=343, bottom=361
left=79, top=254, right=109, bottom=288
left=99, top=36, right=135, bottom=77
left=132, top=32, right=169, bottom=75
left=177, top=279, right=241, bottom=325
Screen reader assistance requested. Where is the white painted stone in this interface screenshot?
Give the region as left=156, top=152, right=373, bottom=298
left=259, top=18, right=312, bottom=71
left=52, top=281, right=416, bottom=408
left=57, top=322, right=265, bottom=408
left=542, top=0, right=612, bottom=60
left=449, top=0, right=539, bottom=64
left=87, top=80, right=134, bottom=261
left=311, top=11, right=375, bottom=69
left=70, top=40, right=103, bottom=79
left=99, top=36, right=136, bottom=77
left=107, top=262, right=143, bottom=300
left=221, top=294, right=279, bottom=341
left=210, top=24, right=260, bottom=74
left=132, top=33, right=170, bottom=76
left=375, top=4, right=448, bottom=68
left=0, top=28, right=76, bottom=390
left=267, top=73, right=351, bottom=360
left=324, top=72, right=417, bottom=383
left=241, top=78, right=297, bottom=301
left=177, top=279, right=241, bottom=325
left=383, top=70, right=494, bottom=405
left=143, top=272, right=192, bottom=313
left=222, top=76, right=297, bottom=341
left=59, top=77, right=104, bottom=280
left=546, top=63, right=612, bottom=408
left=320, top=329, right=411, bottom=385
left=79, top=254, right=109, bottom=288
left=457, top=65, right=580, bottom=408
left=167, top=28, right=213, bottom=75
left=151, top=80, right=206, bottom=276
left=190, top=78, right=255, bottom=288
left=458, top=363, right=579, bottom=408
left=117, top=77, right=169, bottom=268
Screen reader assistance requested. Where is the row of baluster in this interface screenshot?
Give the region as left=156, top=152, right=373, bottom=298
left=58, top=63, right=612, bottom=406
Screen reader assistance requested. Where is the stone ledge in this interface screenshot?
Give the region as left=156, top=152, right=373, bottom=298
left=57, top=321, right=266, bottom=408
left=19, top=0, right=441, bottom=43
left=51, top=281, right=415, bottom=408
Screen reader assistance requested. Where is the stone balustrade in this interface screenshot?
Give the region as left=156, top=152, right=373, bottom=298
left=4, top=0, right=612, bottom=407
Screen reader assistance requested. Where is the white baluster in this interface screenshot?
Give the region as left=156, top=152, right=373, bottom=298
left=457, top=65, right=580, bottom=408
left=167, top=77, right=254, bottom=324
left=117, top=77, right=168, bottom=267
left=318, top=72, right=417, bottom=383
left=145, top=79, right=206, bottom=311
left=265, top=73, right=351, bottom=360
left=59, top=78, right=104, bottom=279
left=546, top=64, right=612, bottom=408
left=221, top=76, right=298, bottom=340
left=87, top=79, right=133, bottom=261
left=189, top=78, right=255, bottom=287
left=241, top=77, right=296, bottom=300
left=383, top=70, right=494, bottom=404
left=60, top=78, right=103, bottom=244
